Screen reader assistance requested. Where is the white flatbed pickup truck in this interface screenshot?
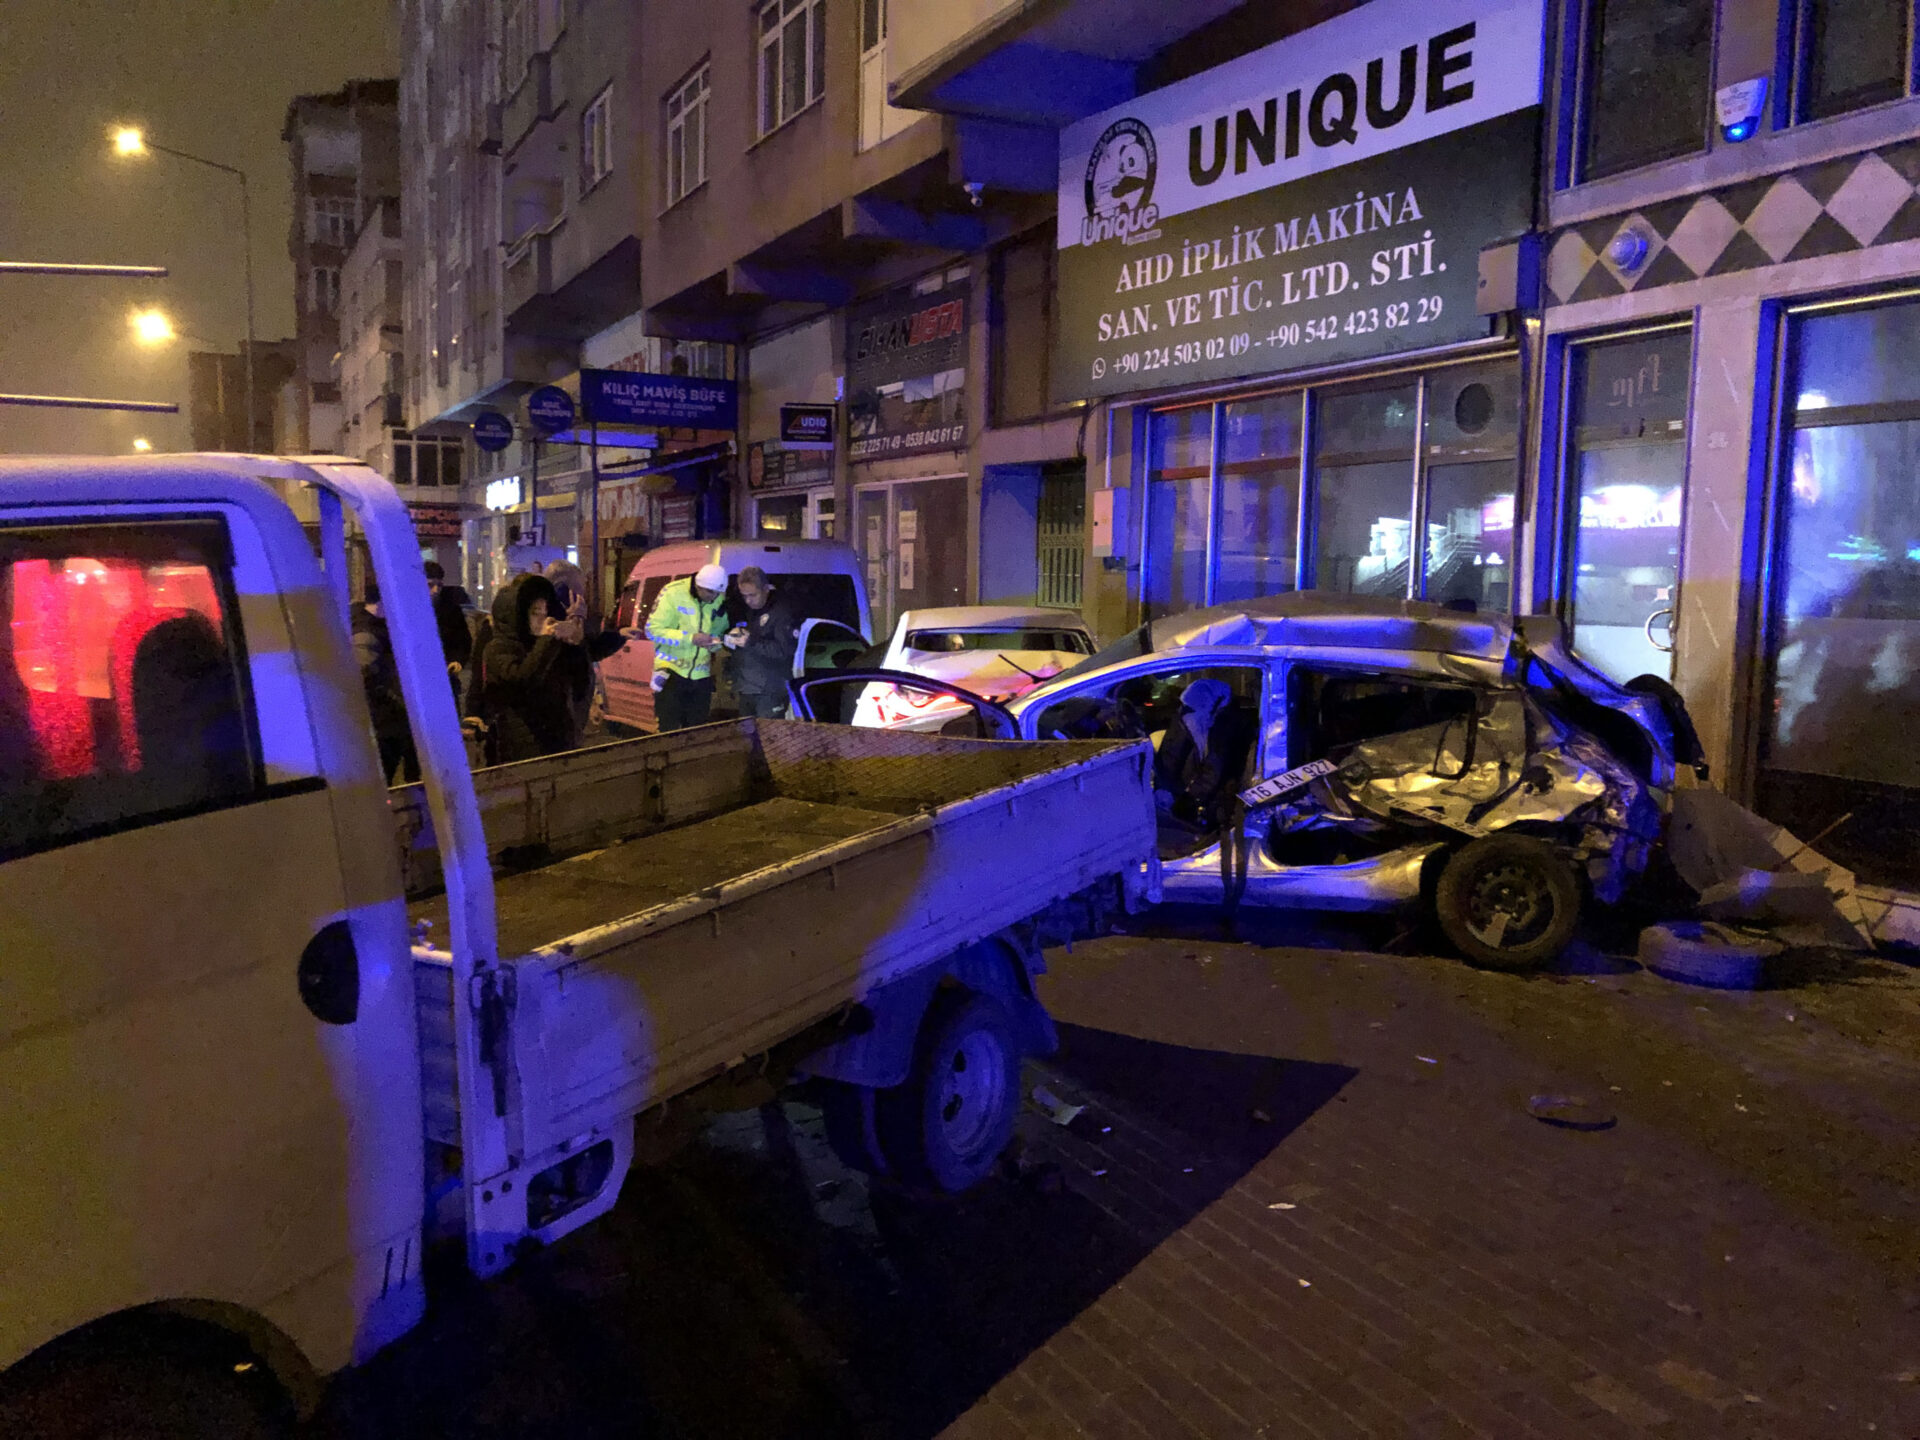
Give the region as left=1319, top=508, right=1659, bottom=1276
left=0, top=456, right=1156, bottom=1438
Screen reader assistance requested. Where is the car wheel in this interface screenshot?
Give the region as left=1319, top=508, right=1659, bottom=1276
left=875, top=993, right=1020, bottom=1194
left=1434, top=835, right=1582, bottom=971
left=1637, top=921, right=1781, bottom=989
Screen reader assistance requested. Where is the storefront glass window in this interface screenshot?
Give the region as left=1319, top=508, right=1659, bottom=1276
left=1759, top=297, right=1920, bottom=887
left=1565, top=330, right=1691, bottom=683
left=1310, top=384, right=1417, bottom=596
left=1216, top=394, right=1302, bottom=603
left=1145, top=407, right=1212, bottom=618
left=1423, top=362, right=1520, bottom=613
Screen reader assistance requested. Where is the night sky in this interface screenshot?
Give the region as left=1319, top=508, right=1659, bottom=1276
left=0, top=0, right=398, bottom=456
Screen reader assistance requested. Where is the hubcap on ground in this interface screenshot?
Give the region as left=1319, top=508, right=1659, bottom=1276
left=936, top=1029, right=1008, bottom=1154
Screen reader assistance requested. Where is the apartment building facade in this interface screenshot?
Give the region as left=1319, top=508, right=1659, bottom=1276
left=397, top=0, right=1917, bottom=904
left=281, top=80, right=401, bottom=456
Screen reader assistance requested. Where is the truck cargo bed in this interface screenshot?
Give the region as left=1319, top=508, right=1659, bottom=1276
left=407, top=796, right=901, bottom=958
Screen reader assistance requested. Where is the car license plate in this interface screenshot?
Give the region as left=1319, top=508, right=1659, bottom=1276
left=1239, top=758, right=1338, bottom=809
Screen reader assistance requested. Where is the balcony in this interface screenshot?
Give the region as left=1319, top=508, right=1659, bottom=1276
left=889, top=0, right=1245, bottom=126
left=502, top=50, right=562, bottom=156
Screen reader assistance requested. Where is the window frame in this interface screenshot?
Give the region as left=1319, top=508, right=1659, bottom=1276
left=1785, top=0, right=1919, bottom=125
left=310, top=195, right=356, bottom=248
left=581, top=83, right=615, bottom=193
left=0, top=516, right=276, bottom=864
left=757, top=0, right=826, bottom=139
left=665, top=62, right=711, bottom=207
left=311, top=266, right=341, bottom=315
left=1570, top=0, right=1717, bottom=185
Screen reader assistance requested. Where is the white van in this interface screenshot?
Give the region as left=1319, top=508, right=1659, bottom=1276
left=602, top=538, right=871, bottom=730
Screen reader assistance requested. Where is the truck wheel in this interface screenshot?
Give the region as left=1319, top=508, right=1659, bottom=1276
left=0, top=1329, right=292, bottom=1440
left=1434, top=835, right=1582, bottom=971
left=876, top=992, right=1020, bottom=1194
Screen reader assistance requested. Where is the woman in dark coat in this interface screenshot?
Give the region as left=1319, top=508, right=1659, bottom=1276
left=472, top=572, right=575, bottom=763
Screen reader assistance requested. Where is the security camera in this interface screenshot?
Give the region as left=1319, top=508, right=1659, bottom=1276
left=1716, top=77, right=1769, bottom=143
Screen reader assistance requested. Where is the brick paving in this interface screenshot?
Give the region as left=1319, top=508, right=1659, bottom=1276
left=324, top=930, right=1920, bottom=1439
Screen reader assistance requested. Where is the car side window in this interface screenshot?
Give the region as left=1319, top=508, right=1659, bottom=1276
left=1034, top=665, right=1261, bottom=747
left=1, top=519, right=261, bottom=861
left=1287, top=669, right=1479, bottom=764
left=613, top=582, right=639, bottom=631
left=636, top=574, right=681, bottom=628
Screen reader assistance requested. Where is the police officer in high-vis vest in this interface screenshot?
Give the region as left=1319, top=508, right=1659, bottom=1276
left=645, top=561, right=728, bottom=730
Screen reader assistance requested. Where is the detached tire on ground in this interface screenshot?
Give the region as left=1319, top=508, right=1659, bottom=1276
left=1638, top=920, right=1782, bottom=989
left=1434, top=834, right=1583, bottom=971
left=875, top=992, right=1021, bottom=1193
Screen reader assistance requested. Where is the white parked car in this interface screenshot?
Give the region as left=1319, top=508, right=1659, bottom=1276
left=853, top=606, right=1095, bottom=730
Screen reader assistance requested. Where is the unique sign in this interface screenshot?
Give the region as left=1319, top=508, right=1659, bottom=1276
left=1054, top=0, right=1544, bottom=401
left=582, top=368, right=738, bottom=429
left=779, top=402, right=837, bottom=450
left=526, top=386, right=575, bottom=435
left=408, top=502, right=466, bottom=540
left=485, top=476, right=523, bottom=511
left=471, top=409, right=514, bottom=452
left=747, top=441, right=833, bottom=491
left=845, top=269, right=969, bottom=461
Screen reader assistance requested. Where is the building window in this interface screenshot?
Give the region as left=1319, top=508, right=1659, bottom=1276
left=759, top=0, right=825, bottom=137
left=1143, top=360, right=1521, bottom=619
left=1758, top=295, right=1920, bottom=887
left=1560, top=328, right=1691, bottom=685
left=311, top=267, right=341, bottom=315
left=0, top=520, right=261, bottom=860
left=861, top=0, right=886, bottom=52
left=665, top=63, right=709, bottom=204
left=310, top=196, right=356, bottom=248
left=582, top=84, right=614, bottom=190
left=1576, top=0, right=1714, bottom=182
left=1791, top=0, right=1914, bottom=122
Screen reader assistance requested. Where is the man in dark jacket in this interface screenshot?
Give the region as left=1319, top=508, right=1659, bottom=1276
left=472, top=572, right=578, bottom=763
left=351, top=582, right=420, bottom=784
left=424, top=561, right=474, bottom=705
left=726, top=565, right=798, bottom=718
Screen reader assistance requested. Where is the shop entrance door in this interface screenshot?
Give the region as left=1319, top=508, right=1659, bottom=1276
left=854, top=474, right=967, bottom=637
left=1561, top=329, right=1692, bottom=684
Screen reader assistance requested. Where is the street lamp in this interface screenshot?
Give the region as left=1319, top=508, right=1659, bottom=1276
left=129, top=307, right=176, bottom=346
left=111, top=125, right=257, bottom=452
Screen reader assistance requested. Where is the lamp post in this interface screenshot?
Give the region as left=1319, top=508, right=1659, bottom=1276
left=113, top=128, right=258, bottom=452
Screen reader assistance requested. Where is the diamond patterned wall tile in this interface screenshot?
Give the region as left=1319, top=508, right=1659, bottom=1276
left=1704, top=228, right=1776, bottom=277
left=1824, top=152, right=1913, bottom=246
left=1663, top=195, right=1740, bottom=276
left=1878, top=192, right=1920, bottom=246
left=1547, top=141, right=1920, bottom=307
left=1746, top=178, right=1824, bottom=262
left=1785, top=210, right=1866, bottom=262
left=1547, top=230, right=1599, bottom=304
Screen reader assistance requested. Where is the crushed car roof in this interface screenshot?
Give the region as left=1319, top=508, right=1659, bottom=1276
left=1150, top=594, right=1512, bottom=660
